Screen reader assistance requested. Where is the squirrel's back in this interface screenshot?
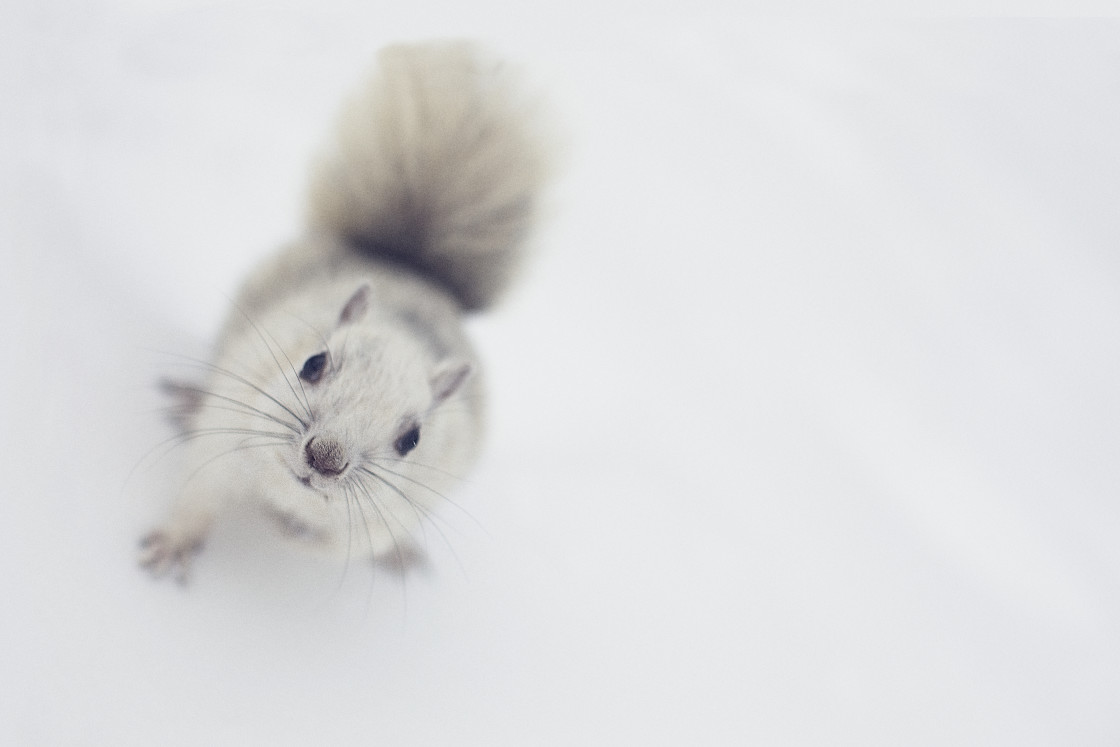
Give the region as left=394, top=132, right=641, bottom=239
left=306, top=41, right=549, bottom=312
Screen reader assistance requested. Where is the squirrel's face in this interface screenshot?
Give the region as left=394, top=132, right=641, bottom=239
left=267, top=284, right=473, bottom=499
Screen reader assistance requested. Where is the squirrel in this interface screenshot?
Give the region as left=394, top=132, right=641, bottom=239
left=139, top=41, right=549, bottom=584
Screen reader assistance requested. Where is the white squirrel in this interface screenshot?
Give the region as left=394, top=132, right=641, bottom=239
left=140, top=41, right=549, bottom=583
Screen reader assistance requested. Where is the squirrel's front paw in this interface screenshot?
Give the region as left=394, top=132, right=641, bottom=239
left=139, top=529, right=205, bottom=585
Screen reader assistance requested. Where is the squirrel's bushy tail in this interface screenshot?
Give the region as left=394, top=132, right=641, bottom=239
left=306, top=41, right=549, bottom=311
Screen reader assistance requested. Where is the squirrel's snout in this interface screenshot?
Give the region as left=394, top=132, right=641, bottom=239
left=305, top=436, right=348, bottom=476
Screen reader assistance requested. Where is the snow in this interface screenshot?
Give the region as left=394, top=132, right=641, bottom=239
left=2, top=6, right=1118, bottom=745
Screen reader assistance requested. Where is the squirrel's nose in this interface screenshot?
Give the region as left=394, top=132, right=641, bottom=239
left=305, top=435, right=348, bottom=476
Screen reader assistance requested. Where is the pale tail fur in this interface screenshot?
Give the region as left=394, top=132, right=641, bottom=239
left=306, top=41, right=548, bottom=311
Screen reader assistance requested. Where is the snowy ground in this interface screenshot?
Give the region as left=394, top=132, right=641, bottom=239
left=2, top=5, right=1119, bottom=745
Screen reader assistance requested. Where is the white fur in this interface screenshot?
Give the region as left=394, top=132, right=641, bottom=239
left=140, top=42, right=546, bottom=582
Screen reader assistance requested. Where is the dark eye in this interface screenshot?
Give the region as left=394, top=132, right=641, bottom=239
left=299, top=352, right=328, bottom=383
left=394, top=426, right=421, bottom=456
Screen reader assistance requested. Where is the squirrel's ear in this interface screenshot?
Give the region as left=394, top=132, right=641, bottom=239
left=338, top=284, right=371, bottom=325
left=430, top=359, right=472, bottom=404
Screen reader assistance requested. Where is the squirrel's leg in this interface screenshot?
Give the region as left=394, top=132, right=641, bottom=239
left=138, top=443, right=245, bottom=585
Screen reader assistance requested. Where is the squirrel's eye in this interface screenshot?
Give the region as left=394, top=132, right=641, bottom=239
left=394, top=426, right=421, bottom=456
left=299, top=352, right=328, bottom=383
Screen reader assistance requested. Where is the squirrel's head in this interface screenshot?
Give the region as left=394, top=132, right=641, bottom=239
left=275, top=284, right=474, bottom=499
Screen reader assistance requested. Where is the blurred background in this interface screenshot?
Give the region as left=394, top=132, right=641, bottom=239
left=2, top=3, right=1118, bottom=744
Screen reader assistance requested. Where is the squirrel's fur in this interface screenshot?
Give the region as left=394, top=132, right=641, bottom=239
left=140, top=41, right=548, bottom=583
left=309, top=40, right=546, bottom=311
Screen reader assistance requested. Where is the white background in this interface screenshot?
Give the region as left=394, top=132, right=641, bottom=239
left=2, top=4, right=1119, bottom=745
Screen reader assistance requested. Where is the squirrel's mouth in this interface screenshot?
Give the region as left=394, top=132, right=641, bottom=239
left=289, top=469, right=314, bottom=489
